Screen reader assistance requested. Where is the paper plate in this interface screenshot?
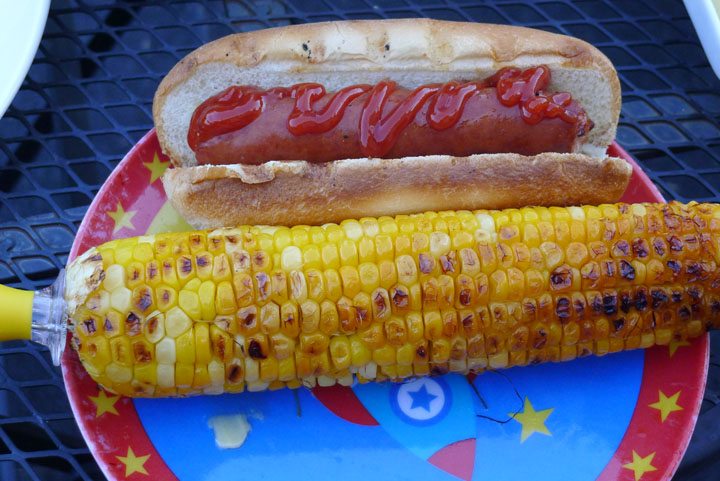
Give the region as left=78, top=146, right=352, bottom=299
left=64, top=130, right=708, bottom=481
left=0, top=1, right=50, bottom=118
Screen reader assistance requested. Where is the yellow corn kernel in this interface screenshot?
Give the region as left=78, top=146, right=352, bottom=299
left=320, top=243, right=340, bottom=270
left=378, top=260, right=397, bottom=290
left=339, top=239, right=358, bottom=266
left=373, top=344, right=396, bottom=366
left=358, top=262, right=380, bottom=294
left=133, top=362, right=157, bottom=386
left=358, top=237, right=375, bottom=263
left=287, top=271, right=307, bottom=303
left=260, top=357, right=278, bottom=382
left=374, top=234, right=393, bottom=261
left=213, top=281, right=235, bottom=315
left=178, top=289, right=201, bottom=320
left=192, top=364, right=210, bottom=389
left=298, top=244, right=321, bottom=271
left=396, top=255, right=418, bottom=286
left=278, top=356, right=296, bottom=381
left=319, top=300, right=339, bottom=336
left=270, top=333, right=295, bottom=360
left=349, top=335, right=372, bottom=367
left=300, top=332, right=329, bottom=355
left=195, top=323, right=212, bottom=365
left=260, top=302, right=280, bottom=335
left=197, top=281, right=216, bottom=320
left=300, top=300, right=320, bottom=333
left=174, top=363, right=193, bottom=388
left=423, top=310, right=443, bottom=340
left=340, top=265, right=360, bottom=298
left=329, top=336, right=351, bottom=370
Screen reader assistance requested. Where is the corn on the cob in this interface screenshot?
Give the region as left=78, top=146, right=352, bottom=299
left=65, top=202, right=720, bottom=397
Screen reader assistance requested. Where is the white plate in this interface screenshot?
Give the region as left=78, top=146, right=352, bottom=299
left=685, top=0, right=720, bottom=78
left=0, top=0, right=50, bottom=118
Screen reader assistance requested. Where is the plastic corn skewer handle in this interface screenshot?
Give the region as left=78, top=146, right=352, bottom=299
left=0, top=271, right=68, bottom=365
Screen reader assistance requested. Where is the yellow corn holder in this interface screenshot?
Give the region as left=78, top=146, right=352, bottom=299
left=0, top=284, right=33, bottom=341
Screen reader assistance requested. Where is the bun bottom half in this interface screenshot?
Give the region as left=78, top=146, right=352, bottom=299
left=162, top=153, right=632, bottom=229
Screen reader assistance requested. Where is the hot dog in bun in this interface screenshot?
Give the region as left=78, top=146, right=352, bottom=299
left=154, top=19, right=631, bottom=228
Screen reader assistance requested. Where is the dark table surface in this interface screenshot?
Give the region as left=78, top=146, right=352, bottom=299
left=0, top=0, right=719, bottom=480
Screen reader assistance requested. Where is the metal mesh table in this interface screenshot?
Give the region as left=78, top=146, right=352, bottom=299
left=1, top=0, right=718, bottom=479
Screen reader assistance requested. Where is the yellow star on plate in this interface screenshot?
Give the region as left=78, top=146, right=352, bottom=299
left=117, top=446, right=150, bottom=477
left=623, top=450, right=657, bottom=481
left=649, top=389, right=683, bottom=422
left=668, top=340, right=690, bottom=357
left=509, top=397, right=554, bottom=443
left=144, top=152, right=169, bottom=184
left=89, top=389, right=120, bottom=417
left=107, top=202, right=137, bottom=234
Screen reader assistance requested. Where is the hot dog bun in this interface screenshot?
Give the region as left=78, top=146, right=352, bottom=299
left=154, top=19, right=629, bottom=228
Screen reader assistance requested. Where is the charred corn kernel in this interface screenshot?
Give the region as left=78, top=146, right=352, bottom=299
left=142, top=312, right=164, bottom=344
left=237, top=306, right=259, bottom=336
left=188, top=233, right=206, bottom=254
left=131, top=285, right=155, bottom=314
left=280, top=301, right=299, bottom=338
left=80, top=336, right=110, bottom=372
left=305, top=269, right=324, bottom=301
left=110, top=336, right=132, bottom=366
left=160, top=259, right=180, bottom=290
left=195, top=252, right=213, bottom=280
left=86, top=290, right=111, bottom=317
left=68, top=203, right=720, bottom=396
left=101, top=310, right=123, bottom=338
left=125, top=261, right=145, bottom=289
left=211, top=254, right=231, bottom=282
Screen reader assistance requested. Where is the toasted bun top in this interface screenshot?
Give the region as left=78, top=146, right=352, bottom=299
left=154, top=19, right=620, bottom=167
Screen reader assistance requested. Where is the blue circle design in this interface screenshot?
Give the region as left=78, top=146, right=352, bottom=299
left=389, top=377, right=453, bottom=427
